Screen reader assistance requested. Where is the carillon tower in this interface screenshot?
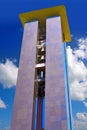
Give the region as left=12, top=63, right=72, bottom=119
left=11, top=5, right=72, bottom=130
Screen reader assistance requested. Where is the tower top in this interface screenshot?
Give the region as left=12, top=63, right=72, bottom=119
left=19, top=5, right=71, bottom=42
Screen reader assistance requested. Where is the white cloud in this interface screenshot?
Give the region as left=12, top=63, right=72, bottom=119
left=74, top=38, right=87, bottom=59
left=0, top=59, right=18, bottom=88
left=67, top=38, right=87, bottom=101
left=83, top=101, right=87, bottom=107
left=0, top=98, right=6, bottom=109
left=74, top=112, right=87, bottom=130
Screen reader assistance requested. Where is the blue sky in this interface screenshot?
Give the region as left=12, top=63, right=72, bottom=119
left=0, top=0, right=87, bottom=130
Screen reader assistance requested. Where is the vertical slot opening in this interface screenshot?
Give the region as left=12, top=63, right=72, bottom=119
left=33, top=22, right=46, bottom=130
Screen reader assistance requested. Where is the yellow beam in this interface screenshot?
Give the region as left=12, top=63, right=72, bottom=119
left=19, top=5, right=71, bottom=42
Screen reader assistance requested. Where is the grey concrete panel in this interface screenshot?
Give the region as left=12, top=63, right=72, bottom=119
left=10, top=21, right=38, bottom=130
left=45, top=17, right=68, bottom=130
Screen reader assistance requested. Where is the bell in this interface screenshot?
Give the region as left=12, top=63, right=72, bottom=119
left=40, top=55, right=45, bottom=60
left=40, top=40, right=44, bottom=44
left=40, top=55, right=45, bottom=63
left=41, top=47, right=45, bottom=52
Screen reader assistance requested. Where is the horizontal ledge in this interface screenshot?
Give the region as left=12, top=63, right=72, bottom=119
left=35, top=63, right=45, bottom=68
